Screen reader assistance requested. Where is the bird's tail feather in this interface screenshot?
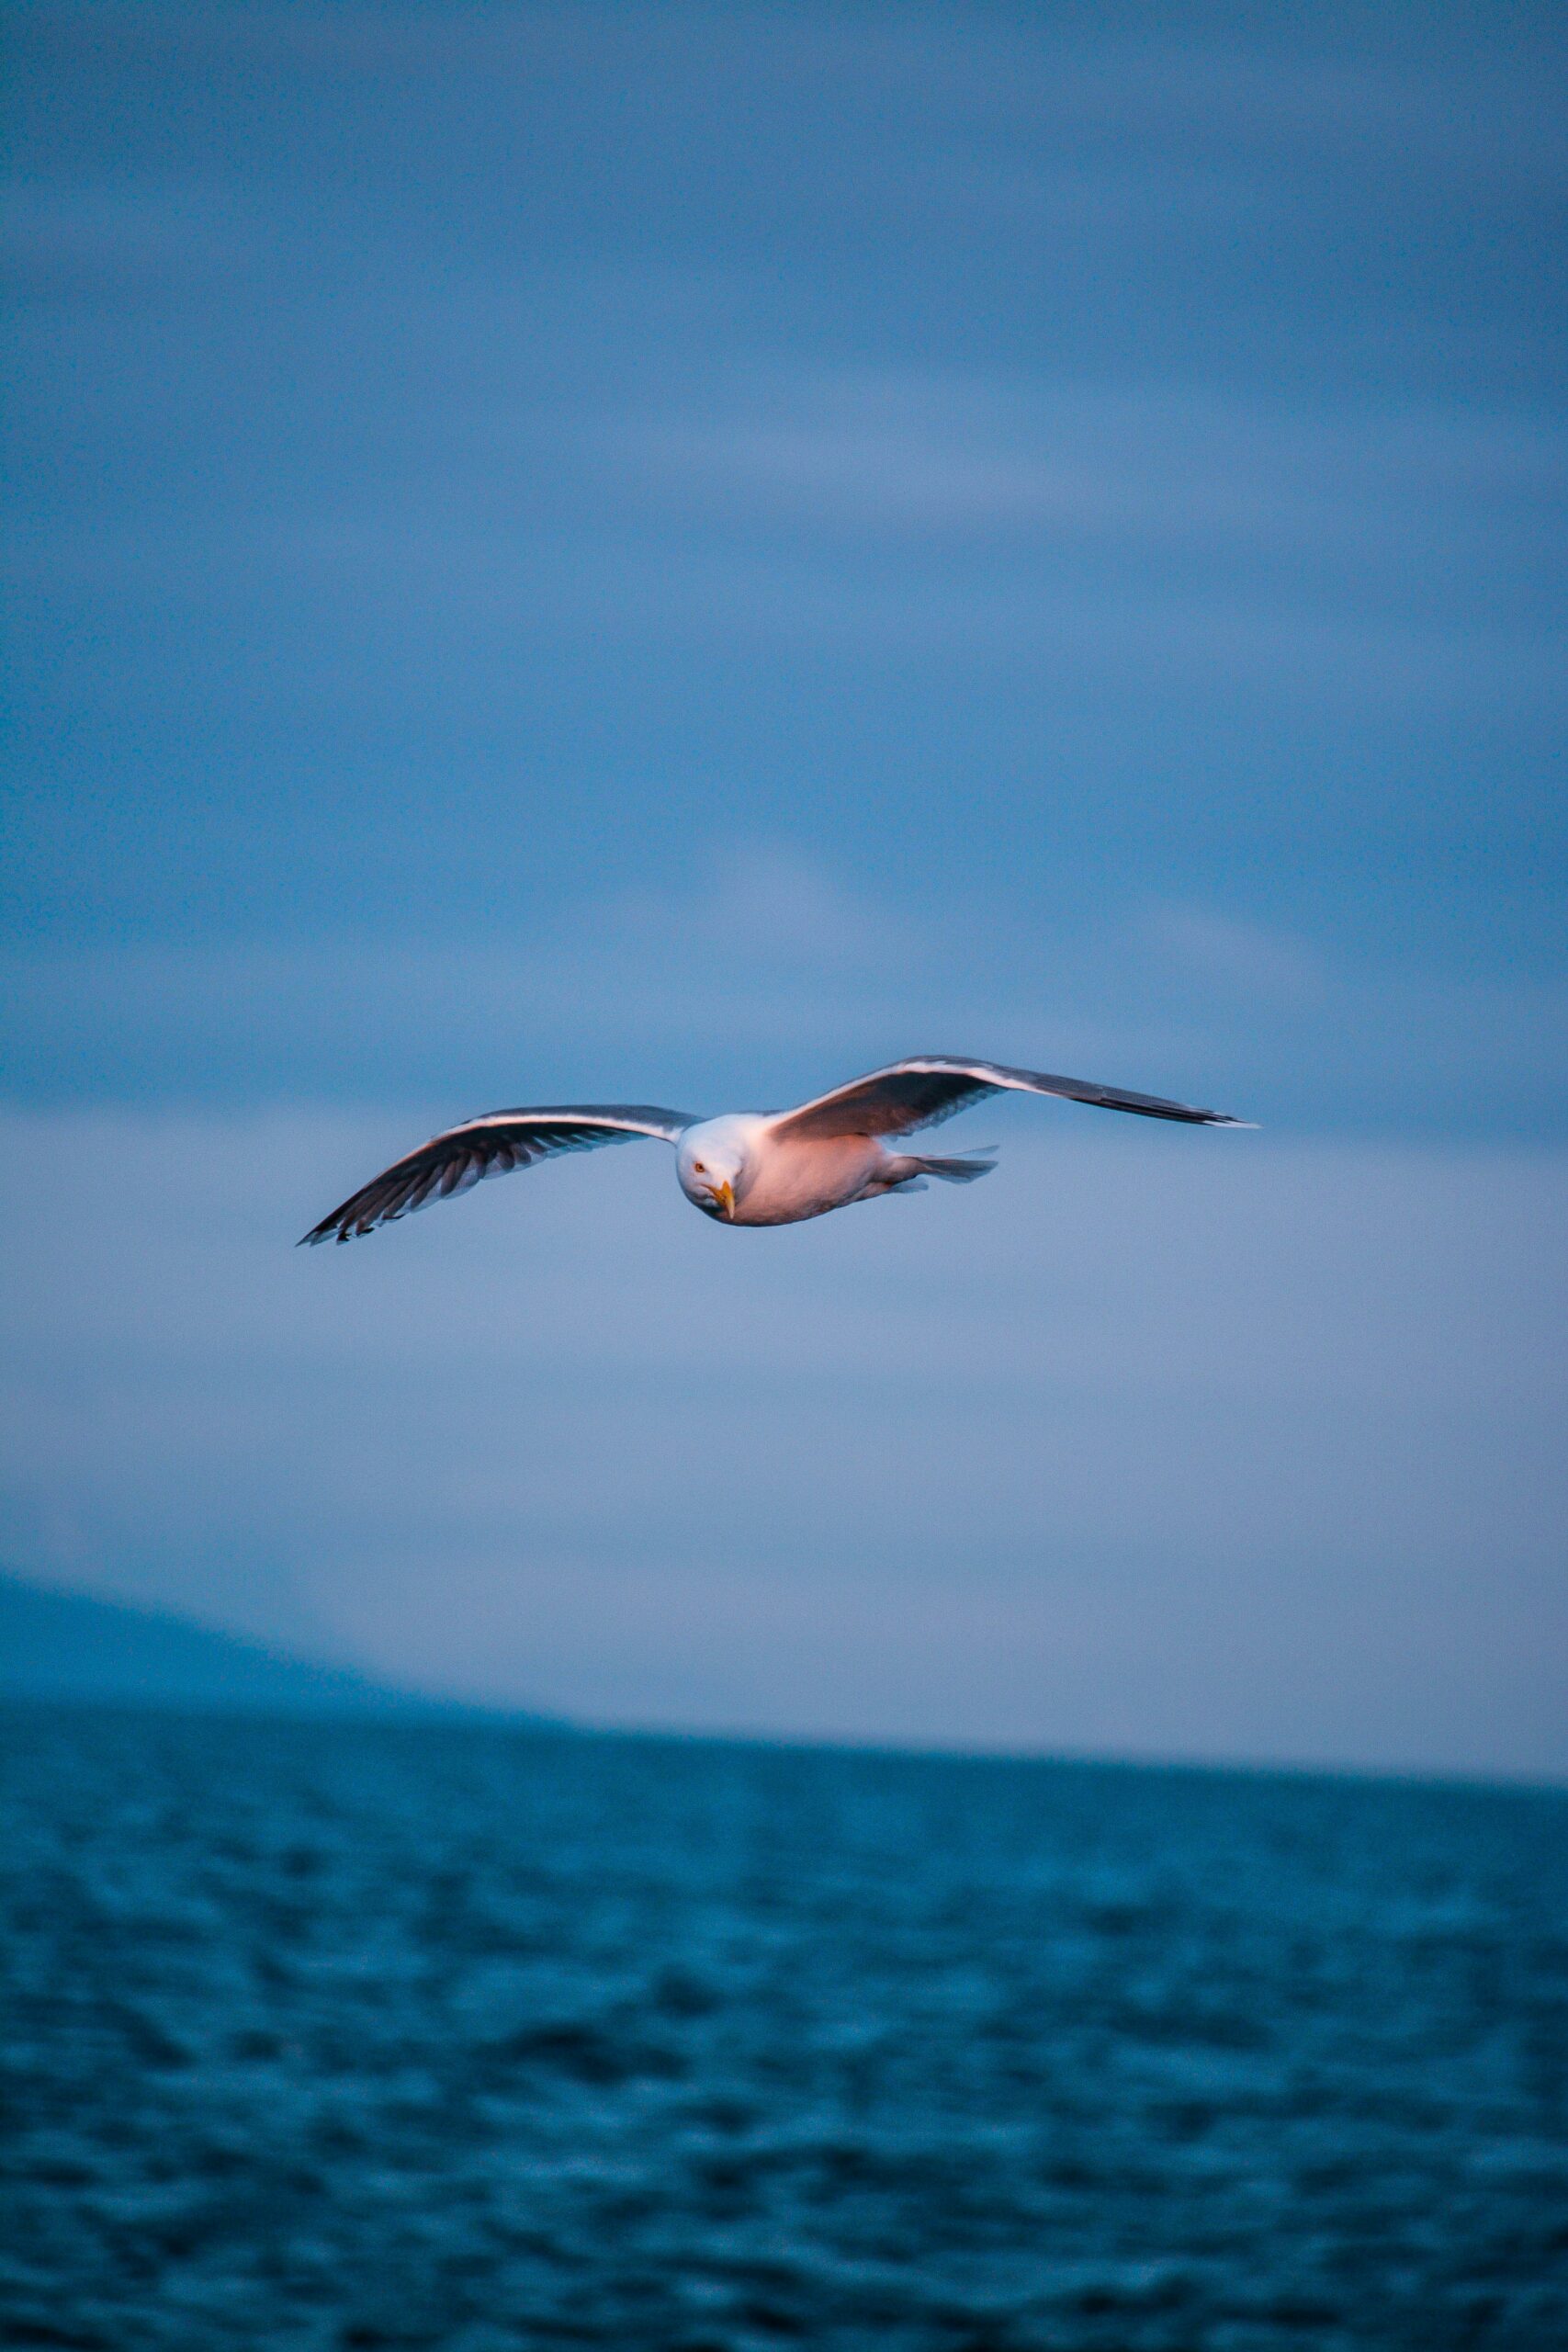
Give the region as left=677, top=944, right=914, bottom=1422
left=910, top=1150, right=996, bottom=1183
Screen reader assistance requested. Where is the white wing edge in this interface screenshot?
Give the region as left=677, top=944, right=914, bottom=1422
left=446, top=1106, right=697, bottom=1143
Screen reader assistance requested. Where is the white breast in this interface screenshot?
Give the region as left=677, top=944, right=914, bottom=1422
left=732, top=1131, right=886, bottom=1226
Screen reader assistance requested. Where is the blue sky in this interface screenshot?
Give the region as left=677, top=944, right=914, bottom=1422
left=3, top=3, right=1564, bottom=1771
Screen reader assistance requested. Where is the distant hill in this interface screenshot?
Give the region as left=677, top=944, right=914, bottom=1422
left=0, top=1570, right=505, bottom=1718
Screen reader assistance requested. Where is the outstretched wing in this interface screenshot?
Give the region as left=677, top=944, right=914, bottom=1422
left=300, top=1104, right=697, bottom=1244
left=769, top=1056, right=1249, bottom=1142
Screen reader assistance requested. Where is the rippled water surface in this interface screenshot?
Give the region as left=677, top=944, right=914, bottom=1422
left=3, top=1705, right=1566, bottom=2349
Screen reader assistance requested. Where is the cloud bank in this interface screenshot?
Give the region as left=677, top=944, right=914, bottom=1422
left=3, top=1104, right=1562, bottom=1778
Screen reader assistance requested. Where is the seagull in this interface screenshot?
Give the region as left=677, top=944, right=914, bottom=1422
left=301, top=1055, right=1249, bottom=1244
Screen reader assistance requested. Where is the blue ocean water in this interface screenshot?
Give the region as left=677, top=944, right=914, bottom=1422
left=2, top=1706, right=1565, bottom=2351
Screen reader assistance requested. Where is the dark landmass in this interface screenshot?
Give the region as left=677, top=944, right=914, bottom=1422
left=0, top=1568, right=525, bottom=1719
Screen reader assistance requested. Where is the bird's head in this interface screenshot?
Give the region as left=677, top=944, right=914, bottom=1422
left=676, top=1119, right=750, bottom=1220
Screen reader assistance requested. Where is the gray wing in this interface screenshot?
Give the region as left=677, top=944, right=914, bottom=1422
left=768, top=1057, right=1250, bottom=1142
left=300, top=1104, right=698, bottom=1244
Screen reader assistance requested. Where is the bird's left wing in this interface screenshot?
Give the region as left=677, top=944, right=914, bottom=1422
left=769, top=1056, right=1249, bottom=1141
left=300, top=1105, right=697, bottom=1244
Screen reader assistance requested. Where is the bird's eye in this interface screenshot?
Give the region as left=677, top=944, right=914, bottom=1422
left=694, top=1160, right=706, bottom=1173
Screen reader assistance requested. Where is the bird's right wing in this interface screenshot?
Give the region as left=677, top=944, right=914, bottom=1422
left=300, top=1104, right=697, bottom=1244
left=769, top=1056, right=1249, bottom=1141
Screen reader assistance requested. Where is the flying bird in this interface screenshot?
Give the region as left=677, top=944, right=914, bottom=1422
left=300, top=1055, right=1249, bottom=1245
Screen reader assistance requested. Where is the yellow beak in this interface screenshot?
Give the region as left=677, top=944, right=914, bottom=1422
left=713, top=1179, right=735, bottom=1219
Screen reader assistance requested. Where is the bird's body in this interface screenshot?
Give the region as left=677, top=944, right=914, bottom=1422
left=301, top=1055, right=1249, bottom=1248
left=674, top=1117, right=974, bottom=1225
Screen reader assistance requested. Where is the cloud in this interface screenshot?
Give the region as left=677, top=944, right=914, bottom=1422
left=11, top=356, right=1561, bottom=698
left=1, top=1103, right=1562, bottom=1776
left=576, top=365, right=1563, bottom=560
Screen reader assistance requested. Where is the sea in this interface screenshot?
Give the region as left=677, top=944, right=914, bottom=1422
left=2, top=1704, right=1565, bottom=2351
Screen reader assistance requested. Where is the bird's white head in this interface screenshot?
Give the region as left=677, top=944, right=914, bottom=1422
left=676, top=1116, right=751, bottom=1220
